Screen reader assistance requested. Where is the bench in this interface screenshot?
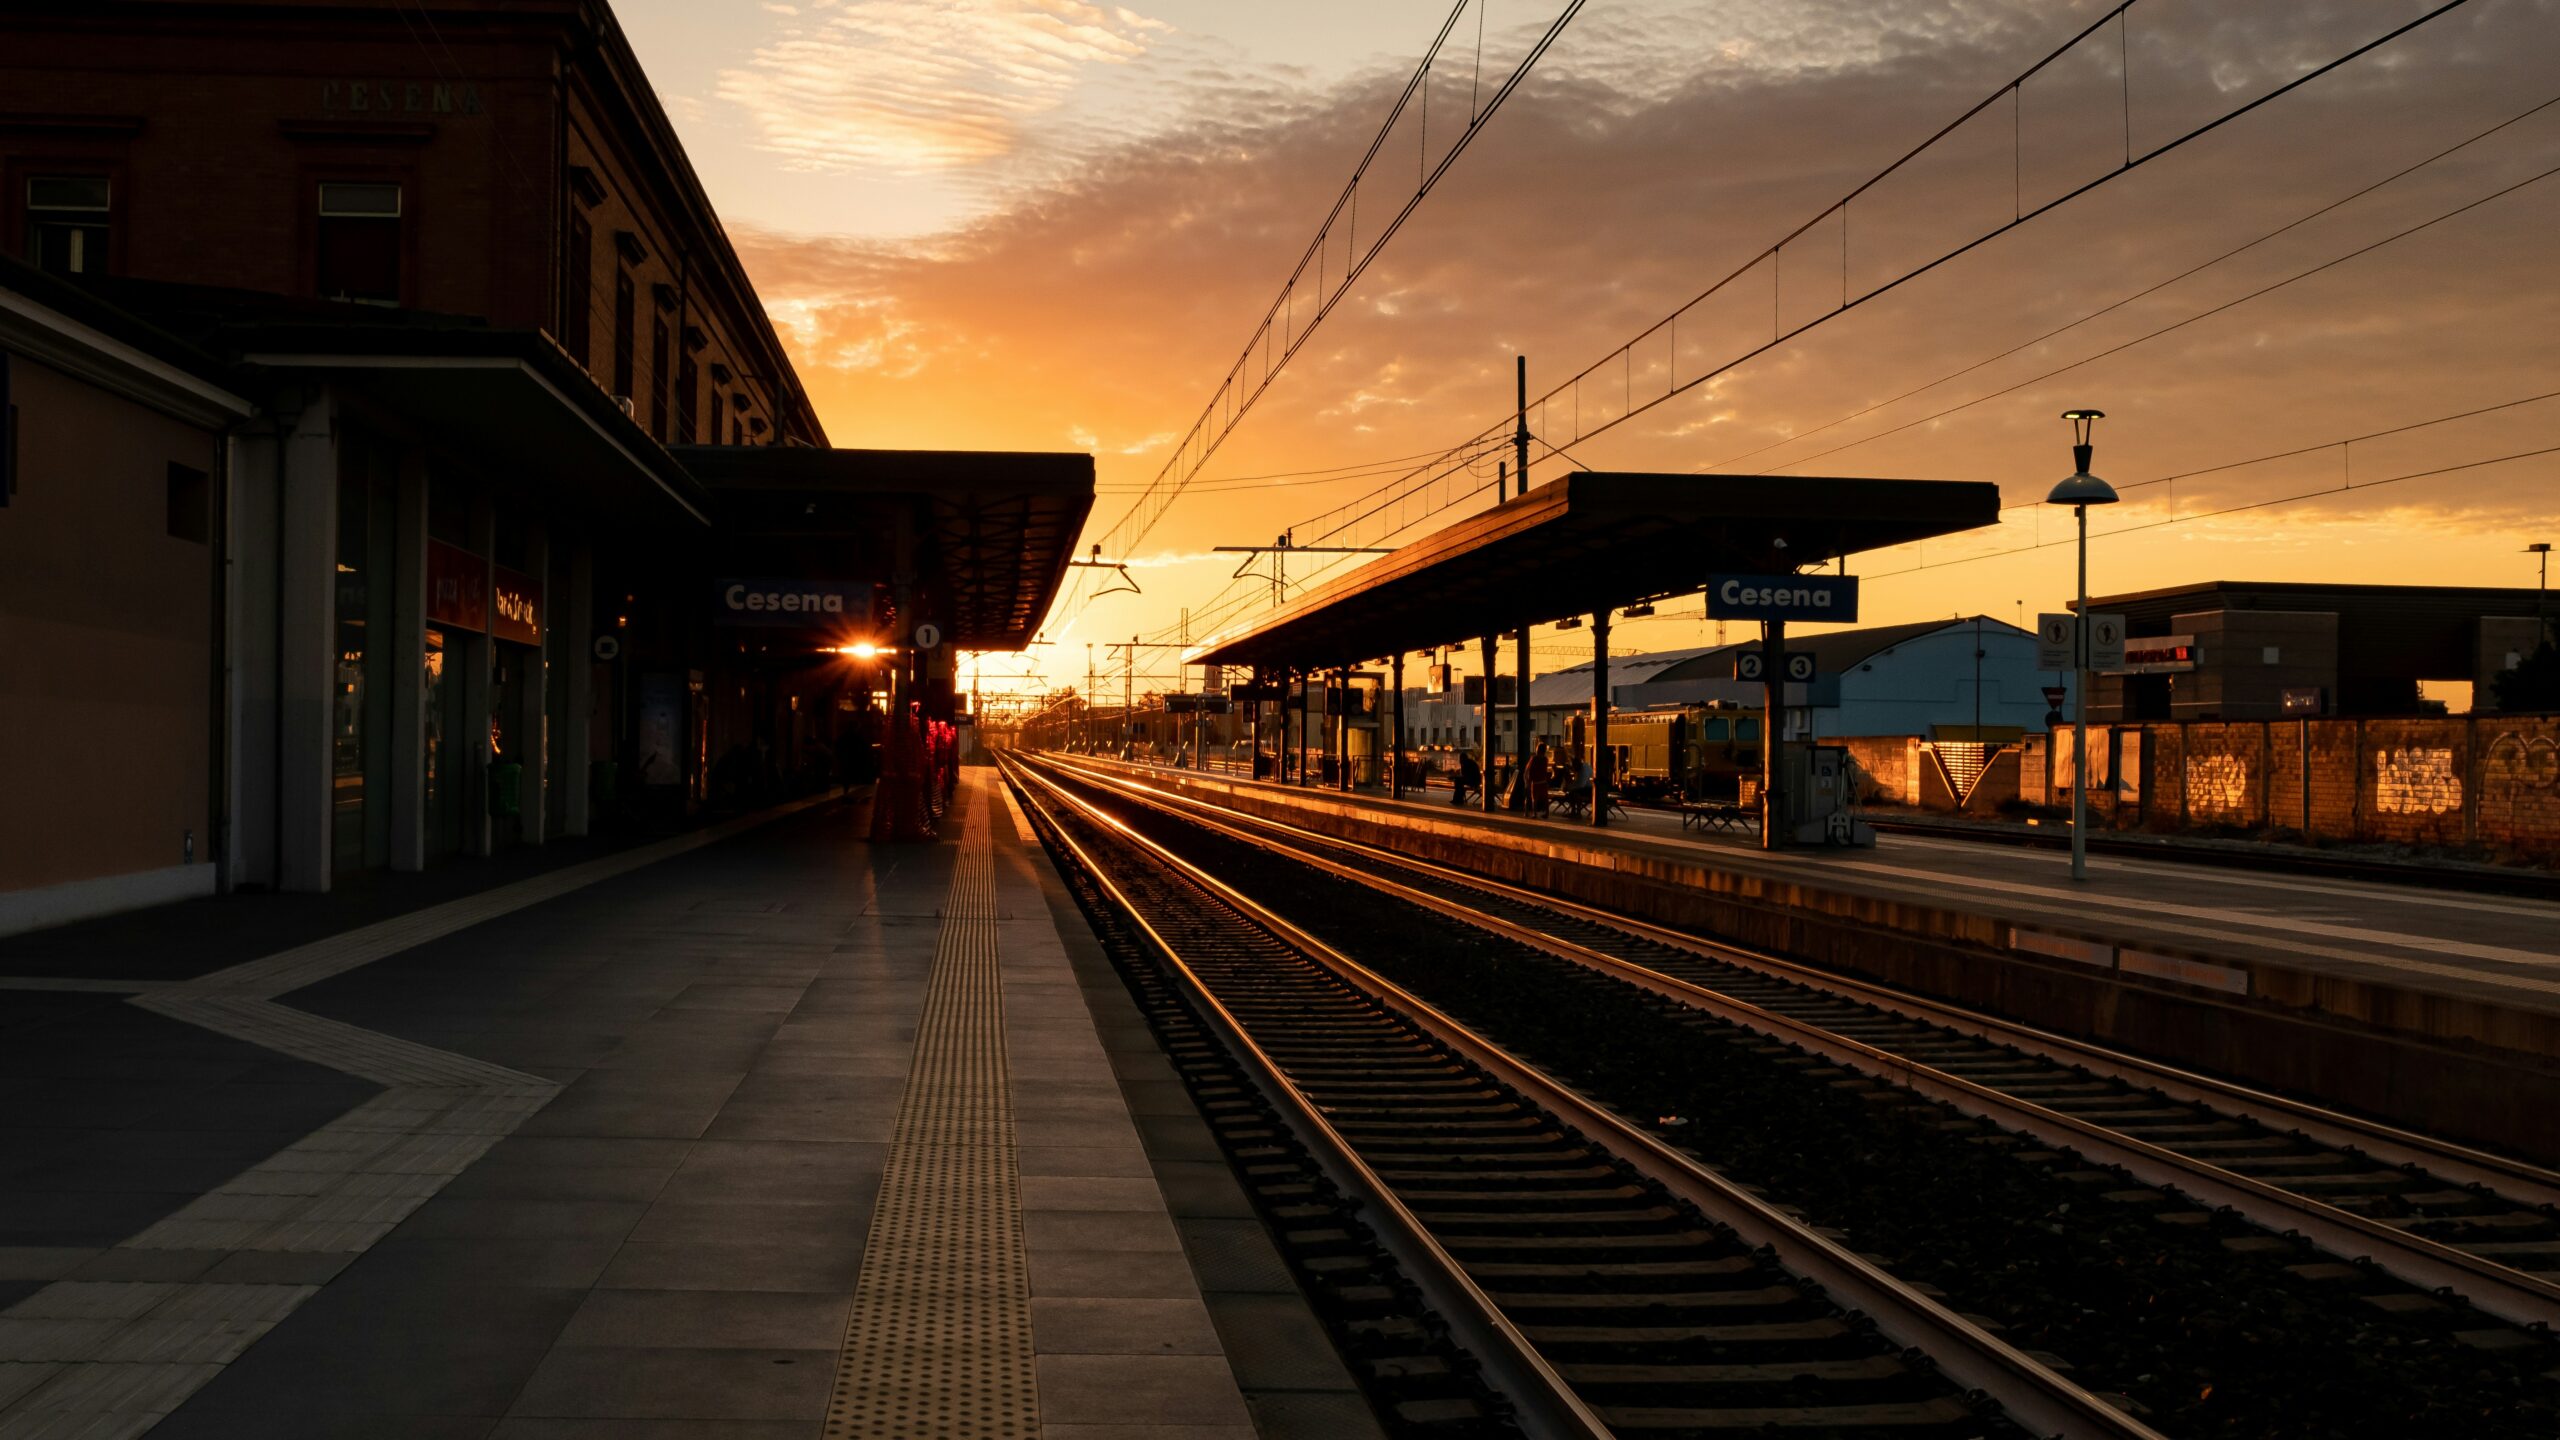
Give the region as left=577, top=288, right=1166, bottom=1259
left=1679, top=801, right=1756, bottom=832
left=1552, top=788, right=1627, bottom=821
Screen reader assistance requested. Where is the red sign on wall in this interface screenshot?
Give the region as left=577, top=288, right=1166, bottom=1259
left=492, top=565, right=541, bottom=645
left=427, top=540, right=487, bottom=633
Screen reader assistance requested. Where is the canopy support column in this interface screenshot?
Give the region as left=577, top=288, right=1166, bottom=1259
left=1592, top=612, right=1611, bottom=827
left=1761, top=619, right=1786, bottom=850
left=1509, top=628, right=1532, bottom=812
left=1389, top=652, right=1404, bottom=800
left=1479, top=635, right=1497, bottom=813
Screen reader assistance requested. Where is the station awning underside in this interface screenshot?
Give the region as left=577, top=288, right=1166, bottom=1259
left=677, top=446, right=1094, bottom=653
left=1186, top=471, right=2000, bottom=669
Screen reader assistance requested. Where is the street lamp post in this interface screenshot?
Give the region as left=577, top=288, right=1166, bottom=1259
left=2047, top=409, right=2119, bottom=882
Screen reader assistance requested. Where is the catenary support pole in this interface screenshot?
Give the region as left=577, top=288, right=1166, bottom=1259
left=1515, top=355, right=1530, bottom=498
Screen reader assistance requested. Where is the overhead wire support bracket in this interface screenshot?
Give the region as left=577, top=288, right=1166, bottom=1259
left=1065, top=543, right=1139, bottom=599
left=1058, top=0, right=1588, bottom=622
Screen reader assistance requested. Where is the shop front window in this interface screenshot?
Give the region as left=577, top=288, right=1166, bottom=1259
left=332, top=450, right=397, bottom=871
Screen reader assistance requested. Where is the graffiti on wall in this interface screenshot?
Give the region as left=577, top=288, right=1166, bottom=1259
left=2374, top=747, right=2462, bottom=814
left=2482, top=732, right=2560, bottom=811
left=2184, top=753, right=2250, bottom=814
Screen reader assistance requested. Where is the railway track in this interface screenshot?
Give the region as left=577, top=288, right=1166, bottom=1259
left=1002, top=754, right=2156, bottom=1440
left=1034, top=754, right=2560, bottom=1332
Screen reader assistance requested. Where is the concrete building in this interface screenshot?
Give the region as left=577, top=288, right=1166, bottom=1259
left=2082, top=581, right=2550, bottom=722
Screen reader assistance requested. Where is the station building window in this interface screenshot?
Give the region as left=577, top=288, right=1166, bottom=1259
left=562, top=211, right=593, bottom=368
left=316, top=182, right=403, bottom=304
left=674, top=353, right=698, bottom=444
left=708, top=387, right=725, bottom=446
left=25, top=176, right=111, bottom=275
left=611, top=269, right=635, bottom=400
left=648, top=315, right=669, bottom=441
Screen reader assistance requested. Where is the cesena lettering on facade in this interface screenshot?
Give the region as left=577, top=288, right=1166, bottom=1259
left=712, top=577, right=872, bottom=628
left=726, top=585, right=847, bottom=616
left=320, top=80, right=485, bottom=115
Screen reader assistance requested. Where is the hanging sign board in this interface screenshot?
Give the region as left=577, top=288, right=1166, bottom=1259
left=426, top=539, right=487, bottom=633
left=1734, top=651, right=1817, bottom=682
left=1705, top=574, right=1858, bottom=623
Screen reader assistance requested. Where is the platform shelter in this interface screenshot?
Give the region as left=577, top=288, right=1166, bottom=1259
left=1184, top=471, right=2000, bottom=840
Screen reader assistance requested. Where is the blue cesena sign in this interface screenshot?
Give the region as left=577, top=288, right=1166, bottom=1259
left=1705, top=573, right=1859, bottom=623
left=714, top=578, right=873, bottom=628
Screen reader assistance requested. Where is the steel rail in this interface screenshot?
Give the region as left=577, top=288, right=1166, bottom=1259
left=1053, top=756, right=2560, bottom=1200
left=1011, top=755, right=2162, bottom=1440
left=1035, top=755, right=2560, bottom=1331
left=999, top=757, right=1614, bottom=1440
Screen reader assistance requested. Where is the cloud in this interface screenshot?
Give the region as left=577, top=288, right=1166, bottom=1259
left=724, top=0, right=2560, bottom=653
left=716, top=0, right=1166, bottom=175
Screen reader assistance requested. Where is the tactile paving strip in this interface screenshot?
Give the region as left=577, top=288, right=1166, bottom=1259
left=828, top=784, right=1040, bottom=1439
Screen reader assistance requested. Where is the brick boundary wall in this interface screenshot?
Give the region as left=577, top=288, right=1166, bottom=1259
left=2041, top=715, right=2560, bottom=863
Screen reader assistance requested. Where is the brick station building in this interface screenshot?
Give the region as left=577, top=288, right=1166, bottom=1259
left=1, top=0, right=1089, bottom=931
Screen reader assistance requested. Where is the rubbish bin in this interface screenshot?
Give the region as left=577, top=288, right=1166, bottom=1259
left=488, top=762, right=523, bottom=818
left=590, top=759, right=619, bottom=807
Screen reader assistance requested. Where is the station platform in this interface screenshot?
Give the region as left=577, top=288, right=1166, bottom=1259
left=0, top=771, right=1372, bottom=1439
left=1057, top=757, right=2560, bottom=1160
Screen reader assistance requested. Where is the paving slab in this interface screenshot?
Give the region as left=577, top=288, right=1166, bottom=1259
left=0, top=775, right=1355, bottom=1438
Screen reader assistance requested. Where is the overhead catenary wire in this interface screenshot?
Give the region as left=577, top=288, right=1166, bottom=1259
left=1746, top=140, right=2560, bottom=485
left=1706, top=90, right=2560, bottom=478
left=1062, top=0, right=1589, bottom=616
left=1165, top=0, right=2491, bottom=620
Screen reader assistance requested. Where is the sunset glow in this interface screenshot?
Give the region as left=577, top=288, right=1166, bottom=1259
left=624, top=0, right=2559, bottom=702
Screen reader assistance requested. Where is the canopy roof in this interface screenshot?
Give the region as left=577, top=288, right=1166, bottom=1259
left=678, top=446, right=1093, bottom=652
left=1188, top=471, right=2001, bottom=668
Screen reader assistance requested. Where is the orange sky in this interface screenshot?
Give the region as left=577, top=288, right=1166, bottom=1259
left=625, top=0, right=2560, bottom=702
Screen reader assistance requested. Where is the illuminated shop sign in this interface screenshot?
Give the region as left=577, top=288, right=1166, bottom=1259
left=714, top=578, right=873, bottom=628
left=492, top=566, right=541, bottom=645
left=2106, top=635, right=2196, bottom=675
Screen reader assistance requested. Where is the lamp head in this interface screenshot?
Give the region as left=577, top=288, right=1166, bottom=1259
left=2050, top=407, right=2116, bottom=506
left=2046, top=469, right=2119, bottom=507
